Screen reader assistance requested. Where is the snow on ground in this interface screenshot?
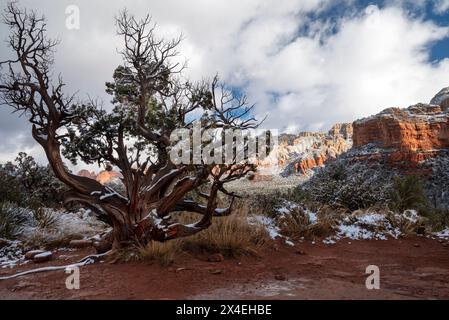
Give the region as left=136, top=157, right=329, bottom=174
left=321, top=211, right=421, bottom=244
left=0, top=208, right=107, bottom=268
left=20, top=208, right=106, bottom=245
left=0, top=240, right=26, bottom=269
left=432, top=228, right=449, bottom=240
left=248, top=215, right=295, bottom=246
left=248, top=215, right=281, bottom=240
left=276, top=200, right=317, bottom=224
left=336, top=212, right=401, bottom=241
left=252, top=204, right=428, bottom=246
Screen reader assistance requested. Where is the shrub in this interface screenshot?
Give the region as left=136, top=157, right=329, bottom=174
left=424, top=152, right=449, bottom=209
left=389, top=175, right=428, bottom=213
left=0, top=202, right=29, bottom=239
left=419, top=207, right=449, bottom=232
left=249, top=191, right=285, bottom=217
left=32, top=207, right=58, bottom=230
left=394, top=210, right=423, bottom=236
left=298, top=162, right=394, bottom=211
left=0, top=153, right=66, bottom=209
left=277, top=205, right=343, bottom=240
left=0, top=163, right=23, bottom=205
left=131, top=240, right=182, bottom=266
left=180, top=203, right=269, bottom=257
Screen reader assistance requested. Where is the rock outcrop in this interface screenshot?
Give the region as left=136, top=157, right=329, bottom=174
left=430, top=86, right=449, bottom=108
left=77, top=169, right=122, bottom=185
left=256, top=123, right=353, bottom=176
left=351, top=90, right=449, bottom=170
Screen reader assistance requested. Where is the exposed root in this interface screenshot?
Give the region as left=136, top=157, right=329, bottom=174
left=0, top=250, right=114, bottom=281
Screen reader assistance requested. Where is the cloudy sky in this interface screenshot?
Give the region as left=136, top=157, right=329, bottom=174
left=1, top=0, right=449, bottom=167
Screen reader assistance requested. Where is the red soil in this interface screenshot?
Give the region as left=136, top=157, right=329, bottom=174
left=1, top=237, right=448, bottom=300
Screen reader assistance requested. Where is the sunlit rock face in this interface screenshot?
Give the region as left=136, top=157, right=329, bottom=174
left=351, top=89, right=449, bottom=172
left=77, top=169, right=122, bottom=185
left=256, top=123, right=353, bottom=176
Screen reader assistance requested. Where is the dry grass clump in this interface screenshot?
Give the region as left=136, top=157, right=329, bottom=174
left=133, top=202, right=270, bottom=264
left=129, top=240, right=183, bottom=266
left=278, top=205, right=344, bottom=240
left=386, top=209, right=424, bottom=236
left=32, top=207, right=58, bottom=230
left=182, top=208, right=269, bottom=257
left=0, top=202, right=29, bottom=240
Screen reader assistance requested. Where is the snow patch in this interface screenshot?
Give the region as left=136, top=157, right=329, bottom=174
left=0, top=240, right=24, bottom=269
left=433, top=228, right=449, bottom=240
left=249, top=215, right=281, bottom=240
left=332, top=212, right=401, bottom=241
left=276, top=200, right=318, bottom=224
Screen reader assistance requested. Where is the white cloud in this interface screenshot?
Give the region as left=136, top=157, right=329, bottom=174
left=434, top=0, right=449, bottom=13
left=211, top=3, right=449, bottom=132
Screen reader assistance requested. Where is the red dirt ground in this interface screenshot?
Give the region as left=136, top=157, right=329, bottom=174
left=1, top=237, right=448, bottom=300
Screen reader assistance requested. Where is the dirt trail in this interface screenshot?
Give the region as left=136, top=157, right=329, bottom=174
left=1, top=237, right=448, bottom=300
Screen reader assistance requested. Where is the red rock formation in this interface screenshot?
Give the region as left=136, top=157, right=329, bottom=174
left=77, top=169, right=97, bottom=180
left=256, top=123, right=353, bottom=176
left=96, top=170, right=122, bottom=185
left=76, top=169, right=122, bottom=185
left=352, top=104, right=449, bottom=168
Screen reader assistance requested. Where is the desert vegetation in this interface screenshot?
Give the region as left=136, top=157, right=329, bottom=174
left=244, top=158, right=448, bottom=243
left=0, top=2, right=263, bottom=258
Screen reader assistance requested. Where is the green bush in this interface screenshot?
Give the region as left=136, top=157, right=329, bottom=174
left=249, top=191, right=285, bottom=217
left=419, top=207, right=449, bottom=232
left=298, top=162, right=394, bottom=211
left=0, top=163, right=23, bottom=205
left=0, top=202, right=29, bottom=239
left=0, top=153, right=66, bottom=208
left=389, top=175, right=428, bottom=212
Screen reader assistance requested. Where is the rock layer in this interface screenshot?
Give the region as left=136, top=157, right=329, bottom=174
left=256, top=123, right=353, bottom=176
left=77, top=169, right=122, bottom=185
left=352, top=96, right=449, bottom=169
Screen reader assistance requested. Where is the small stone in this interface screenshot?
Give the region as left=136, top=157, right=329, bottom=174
left=443, top=243, right=448, bottom=248
left=414, top=243, right=420, bottom=248
left=33, top=251, right=52, bottom=263
left=210, top=269, right=223, bottom=275
left=25, top=250, right=45, bottom=260
left=175, top=267, right=187, bottom=273
left=208, top=253, right=224, bottom=262
left=295, top=250, right=306, bottom=255
left=275, top=274, right=287, bottom=281
left=69, top=239, right=93, bottom=248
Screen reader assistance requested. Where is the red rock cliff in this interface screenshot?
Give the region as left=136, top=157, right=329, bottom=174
left=352, top=88, right=449, bottom=167
left=256, top=123, right=353, bottom=176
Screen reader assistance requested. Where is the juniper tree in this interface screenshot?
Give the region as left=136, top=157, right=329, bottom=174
left=0, top=3, right=261, bottom=253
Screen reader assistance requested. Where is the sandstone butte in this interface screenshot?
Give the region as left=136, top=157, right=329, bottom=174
left=77, top=169, right=122, bottom=185
left=256, top=122, right=353, bottom=176
left=351, top=87, right=449, bottom=171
